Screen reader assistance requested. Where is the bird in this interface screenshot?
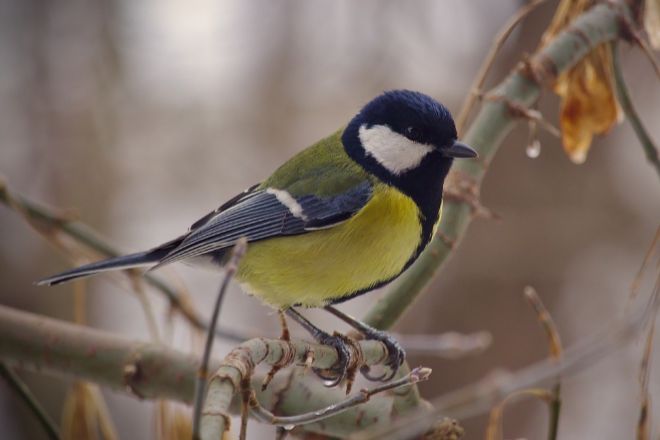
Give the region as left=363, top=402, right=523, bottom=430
left=38, top=89, right=477, bottom=385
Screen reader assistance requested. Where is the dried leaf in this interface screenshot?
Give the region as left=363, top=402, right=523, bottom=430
left=61, top=383, right=95, bottom=440
left=156, top=401, right=193, bottom=440
left=556, top=46, right=621, bottom=163
left=541, top=0, right=621, bottom=163
left=61, top=382, right=119, bottom=440
left=422, top=418, right=464, bottom=440
left=646, top=0, right=660, bottom=49
left=485, top=388, right=553, bottom=440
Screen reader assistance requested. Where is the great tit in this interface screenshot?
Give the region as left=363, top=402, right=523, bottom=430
left=38, top=89, right=477, bottom=384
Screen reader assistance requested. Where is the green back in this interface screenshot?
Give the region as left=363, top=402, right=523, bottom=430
left=260, top=130, right=372, bottom=197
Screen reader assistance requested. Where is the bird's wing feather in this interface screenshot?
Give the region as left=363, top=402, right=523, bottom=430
left=154, top=180, right=372, bottom=267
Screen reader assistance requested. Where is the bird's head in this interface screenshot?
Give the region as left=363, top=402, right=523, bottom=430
left=343, top=90, right=477, bottom=180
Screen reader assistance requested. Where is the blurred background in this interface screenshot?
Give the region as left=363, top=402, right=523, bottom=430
left=0, top=0, right=658, bottom=439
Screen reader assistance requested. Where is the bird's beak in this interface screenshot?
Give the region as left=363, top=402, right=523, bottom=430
left=443, top=141, right=478, bottom=158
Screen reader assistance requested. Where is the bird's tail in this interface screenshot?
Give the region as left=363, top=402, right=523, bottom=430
left=37, top=237, right=183, bottom=286
left=36, top=252, right=158, bottom=286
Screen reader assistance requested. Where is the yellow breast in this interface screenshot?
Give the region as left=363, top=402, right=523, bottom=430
left=235, top=184, right=422, bottom=308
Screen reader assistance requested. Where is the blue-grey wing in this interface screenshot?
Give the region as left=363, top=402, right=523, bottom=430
left=154, top=181, right=372, bottom=267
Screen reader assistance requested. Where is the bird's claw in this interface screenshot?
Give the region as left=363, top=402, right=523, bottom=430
left=359, top=328, right=405, bottom=382
left=312, top=332, right=352, bottom=389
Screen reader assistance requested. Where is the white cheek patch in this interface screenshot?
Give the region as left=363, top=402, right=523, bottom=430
left=358, top=124, right=433, bottom=174
left=266, top=188, right=308, bottom=220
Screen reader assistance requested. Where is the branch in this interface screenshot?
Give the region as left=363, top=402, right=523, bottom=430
left=0, top=180, right=248, bottom=343
left=523, top=287, right=562, bottom=440
left=395, top=331, right=491, bottom=358
left=363, top=1, right=634, bottom=331
left=611, top=43, right=660, bottom=180
left=352, top=274, right=660, bottom=440
left=0, top=363, right=61, bottom=440
left=249, top=367, right=431, bottom=426
left=0, top=181, right=491, bottom=363
left=637, top=319, right=654, bottom=440
left=198, top=335, right=395, bottom=438
left=485, top=388, right=553, bottom=440
left=192, top=239, right=246, bottom=439
left=0, top=304, right=412, bottom=438
left=454, top=0, right=548, bottom=133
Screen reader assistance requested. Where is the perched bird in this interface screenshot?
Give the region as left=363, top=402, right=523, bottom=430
left=39, top=90, right=477, bottom=384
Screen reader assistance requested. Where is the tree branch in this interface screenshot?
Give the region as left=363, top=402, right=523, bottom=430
left=0, top=363, right=61, bottom=440
left=192, top=239, right=246, bottom=439
left=0, top=304, right=415, bottom=438
left=249, top=367, right=431, bottom=426
left=353, top=273, right=660, bottom=440
left=0, top=180, right=248, bottom=343
left=611, top=42, right=660, bottom=180
left=523, top=287, right=562, bottom=440
left=363, top=1, right=634, bottom=331
left=198, top=334, right=396, bottom=438
left=454, top=0, right=548, bottom=133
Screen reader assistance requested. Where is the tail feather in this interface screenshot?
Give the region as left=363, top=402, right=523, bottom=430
left=37, top=236, right=186, bottom=286
left=36, top=252, right=158, bottom=286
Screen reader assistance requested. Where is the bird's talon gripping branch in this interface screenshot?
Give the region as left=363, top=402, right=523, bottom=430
left=312, top=332, right=353, bottom=388
left=360, top=364, right=388, bottom=382
left=323, top=305, right=406, bottom=382
left=285, top=308, right=364, bottom=392
left=358, top=327, right=405, bottom=382
left=262, top=310, right=293, bottom=390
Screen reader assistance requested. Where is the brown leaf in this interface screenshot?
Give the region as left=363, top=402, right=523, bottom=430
left=61, top=382, right=119, bottom=440
left=422, top=418, right=464, bottom=440
left=156, top=401, right=193, bottom=440
left=541, top=0, right=621, bottom=163
left=485, top=388, right=553, bottom=440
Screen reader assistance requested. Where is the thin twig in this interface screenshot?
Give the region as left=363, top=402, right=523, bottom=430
left=633, top=35, right=660, bottom=80
left=240, top=378, right=251, bottom=440
left=455, top=0, right=548, bottom=133
left=495, top=97, right=562, bottom=138
left=484, top=288, right=563, bottom=440
left=192, top=238, right=247, bottom=440
left=394, top=331, right=492, bottom=358
left=620, top=17, right=660, bottom=80
left=129, top=274, right=161, bottom=343
left=363, top=1, right=633, bottom=332
left=86, top=382, right=120, bottom=440
left=611, top=43, right=660, bottom=179
left=352, top=273, right=660, bottom=440
left=199, top=336, right=392, bottom=439
left=629, top=227, right=660, bottom=304
left=249, top=367, right=431, bottom=427
left=72, top=278, right=87, bottom=325
left=524, top=287, right=562, bottom=440
left=524, top=287, right=562, bottom=360
left=637, top=319, right=654, bottom=440
left=485, top=388, right=553, bottom=440
left=0, top=180, right=248, bottom=343
left=0, top=363, right=61, bottom=440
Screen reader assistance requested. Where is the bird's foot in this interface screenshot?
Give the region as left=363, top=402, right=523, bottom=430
left=358, top=327, right=405, bottom=382
left=312, top=331, right=360, bottom=394
left=322, top=306, right=405, bottom=382
left=262, top=310, right=291, bottom=391
left=284, top=308, right=359, bottom=393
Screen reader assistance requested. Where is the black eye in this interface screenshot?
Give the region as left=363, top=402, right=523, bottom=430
left=406, top=126, right=419, bottom=140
